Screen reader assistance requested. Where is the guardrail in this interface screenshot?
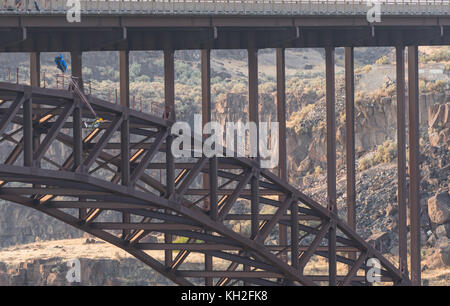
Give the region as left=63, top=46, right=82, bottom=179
left=0, top=0, right=449, bottom=16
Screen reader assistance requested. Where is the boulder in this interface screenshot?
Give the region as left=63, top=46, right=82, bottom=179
left=427, top=233, right=437, bottom=247
left=435, top=223, right=450, bottom=240
left=297, top=157, right=311, bottom=174
left=428, top=192, right=450, bottom=225
left=439, top=245, right=450, bottom=266
left=386, top=203, right=398, bottom=216
left=431, top=244, right=450, bottom=267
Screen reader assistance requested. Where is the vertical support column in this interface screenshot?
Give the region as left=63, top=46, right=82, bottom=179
left=121, top=119, right=130, bottom=185
left=73, top=104, right=86, bottom=219
left=344, top=47, right=356, bottom=265
left=276, top=48, right=287, bottom=181
left=119, top=51, right=130, bottom=108
left=164, top=49, right=176, bottom=121
left=23, top=96, right=33, bottom=167
left=291, top=201, right=299, bottom=269
left=276, top=48, right=288, bottom=263
left=201, top=48, right=214, bottom=286
left=202, top=49, right=212, bottom=211
left=71, top=51, right=83, bottom=91
left=344, top=47, right=355, bottom=231
left=325, top=46, right=337, bottom=286
left=73, top=106, right=83, bottom=170
left=247, top=47, right=259, bottom=286
left=209, top=152, right=218, bottom=285
left=164, top=49, right=175, bottom=267
left=121, top=119, right=130, bottom=237
left=408, top=45, right=421, bottom=286
left=208, top=51, right=218, bottom=224
left=248, top=48, right=259, bottom=240
left=30, top=52, right=40, bottom=87
left=71, top=49, right=85, bottom=218
left=119, top=50, right=131, bottom=237
left=396, top=45, right=408, bottom=277
left=30, top=53, right=41, bottom=168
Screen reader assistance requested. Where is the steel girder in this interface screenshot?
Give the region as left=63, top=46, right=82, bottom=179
left=0, top=82, right=409, bottom=286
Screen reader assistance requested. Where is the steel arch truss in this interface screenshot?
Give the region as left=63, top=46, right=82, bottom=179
left=0, top=83, right=409, bottom=286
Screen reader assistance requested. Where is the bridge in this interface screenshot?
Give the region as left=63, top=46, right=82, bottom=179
left=0, top=0, right=448, bottom=286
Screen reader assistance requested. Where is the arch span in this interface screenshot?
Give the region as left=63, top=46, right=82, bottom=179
left=0, top=83, right=408, bottom=286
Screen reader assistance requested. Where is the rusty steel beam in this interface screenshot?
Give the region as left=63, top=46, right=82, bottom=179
left=291, top=201, right=299, bottom=270
left=30, top=53, right=40, bottom=87
left=257, top=196, right=293, bottom=241
left=83, top=116, right=123, bottom=170
left=276, top=48, right=287, bottom=181
left=164, top=49, right=175, bottom=121
left=23, top=96, right=33, bottom=167
left=248, top=47, right=259, bottom=242
left=0, top=93, right=25, bottom=136
left=201, top=48, right=212, bottom=211
left=408, top=45, right=421, bottom=286
left=73, top=105, right=83, bottom=170
left=34, top=103, right=75, bottom=163
left=396, top=45, right=408, bottom=277
left=31, top=66, right=42, bottom=172
left=121, top=117, right=131, bottom=238
left=71, top=51, right=84, bottom=91
left=344, top=46, right=356, bottom=271
left=298, top=222, right=331, bottom=273
left=326, top=45, right=337, bottom=286
left=130, top=130, right=168, bottom=184
left=135, top=243, right=360, bottom=252
left=201, top=49, right=213, bottom=287
left=164, top=48, right=175, bottom=267
left=276, top=47, right=288, bottom=264
left=344, top=47, right=356, bottom=233
left=119, top=50, right=130, bottom=107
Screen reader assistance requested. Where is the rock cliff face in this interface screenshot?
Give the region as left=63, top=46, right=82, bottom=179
left=0, top=201, right=83, bottom=248
left=0, top=238, right=216, bottom=286
left=0, top=258, right=174, bottom=286
left=291, top=89, right=449, bottom=178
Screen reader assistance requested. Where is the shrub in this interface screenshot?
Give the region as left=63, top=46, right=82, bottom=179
left=359, top=140, right=397, bottom=171
left=376, top=56, right=389, bottom=65
left=287, top=103, right=316, bottom=134
left=314, top=166, right=323, bottom=176
left=421, top=49, right=450, bottom=63
left=356, top=65, right=373, bottom=75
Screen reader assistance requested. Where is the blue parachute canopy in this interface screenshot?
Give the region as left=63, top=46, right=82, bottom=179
left=55, top=54, right=67, bottom=73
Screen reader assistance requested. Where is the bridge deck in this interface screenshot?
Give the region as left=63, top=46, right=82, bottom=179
left=1, top=0, right=449, bottom=16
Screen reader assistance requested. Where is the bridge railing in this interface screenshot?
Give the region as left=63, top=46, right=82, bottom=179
left=0, top=0, right=449, bottom=15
